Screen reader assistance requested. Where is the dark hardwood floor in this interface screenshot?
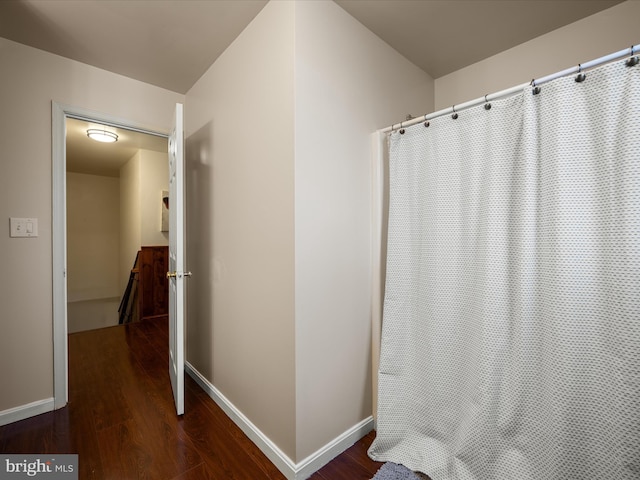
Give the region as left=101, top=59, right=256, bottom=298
left=0, top=318, right=383, bottom=480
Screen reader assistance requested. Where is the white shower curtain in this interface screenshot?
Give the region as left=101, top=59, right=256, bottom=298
left=369, top=59, right=639, bottom=480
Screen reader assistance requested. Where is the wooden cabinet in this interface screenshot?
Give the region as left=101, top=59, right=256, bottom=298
left=138, top=246, right=169, bottom=320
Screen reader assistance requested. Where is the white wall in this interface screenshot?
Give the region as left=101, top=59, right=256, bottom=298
left=185, top=0, right=297, bottom=460
left=293, top=0, right=433, bottom=461
left=67, top=172, right=120, bottom=302
left=0, top=37, right=183, bottom=414
left=434, top=1, right=640, bottom=110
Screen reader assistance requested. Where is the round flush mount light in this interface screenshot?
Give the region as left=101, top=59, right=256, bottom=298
left=87, top=128, right=118, bottom=143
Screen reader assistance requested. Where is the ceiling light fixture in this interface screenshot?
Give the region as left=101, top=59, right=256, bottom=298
left=87, top=128, right=118, bottom=143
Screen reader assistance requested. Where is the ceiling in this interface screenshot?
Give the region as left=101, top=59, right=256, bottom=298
left=0, top=0, right=624, bottom=176
left=334, top=0, right=624, bottom=79
left=66, top=118, right=167, bottom=177
left=0, top=0, right=269, bottom=94
left=0, top=0, right=624, bottom=93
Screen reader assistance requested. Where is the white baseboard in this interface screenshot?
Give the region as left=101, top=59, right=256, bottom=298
left=294, top=415, right=374, bottom=479
left=185, top=362, right=374, bottom=480
left=0, top=398, right=55, bottom=427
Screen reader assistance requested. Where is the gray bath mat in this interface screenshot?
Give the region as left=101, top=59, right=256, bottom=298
left=371, top=462, right=422, bottom=480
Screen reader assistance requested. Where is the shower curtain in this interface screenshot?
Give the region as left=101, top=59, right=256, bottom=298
left=369, top=59, right=639, bottom=480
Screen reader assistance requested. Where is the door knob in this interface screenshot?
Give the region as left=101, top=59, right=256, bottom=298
left=167, top=271, right=192, bottom=279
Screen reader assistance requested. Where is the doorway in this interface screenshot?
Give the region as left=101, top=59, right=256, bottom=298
left=65, top=117, right=169, bottom=333
left=52, top=102, right=169, bottom=408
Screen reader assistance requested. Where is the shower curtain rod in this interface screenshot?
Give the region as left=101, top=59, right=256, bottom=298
left=382, top=43, right=640, bottom=134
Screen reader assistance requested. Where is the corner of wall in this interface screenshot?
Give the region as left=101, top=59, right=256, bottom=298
left=186, top=360, right=374, bottom=480
left=184, top=0, right=297, bottom=463
left=293, top=0, right=432, bottom=464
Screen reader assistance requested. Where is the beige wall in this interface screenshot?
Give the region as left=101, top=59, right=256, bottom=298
left=119, top=149, right=169, bottom=292
left=67, top=172, right=120, bottom=302
left=185, top=0, right=297, bottom=459
left=0, top=37, right=183, bottom=413
left=8, top=0, right=632, bottom=471
left=140, top=150, right=169, bottom=246
left=185, top=0, right=433, bottom=466
left=435, top=1, right=640, bottom=110
left=119, top=151, right=142, bottom=292
left=293, top=0, right=433, bottom=460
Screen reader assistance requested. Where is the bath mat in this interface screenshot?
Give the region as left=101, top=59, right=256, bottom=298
left=371, top=462, right=422, bottom=480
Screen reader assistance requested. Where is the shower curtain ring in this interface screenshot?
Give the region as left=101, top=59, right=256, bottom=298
left=451, top=105, right=458, bottom=120
left=626, top=45, right=639, bottom=67
left=575, top=63, right=586, bottom=83
left=531, top=78, right=541, bottom=95
left=424, top=114, right=430, bottom=128
left=484, top=94, right=492, bottom=110
left=399, top=121, right=405, bottom=134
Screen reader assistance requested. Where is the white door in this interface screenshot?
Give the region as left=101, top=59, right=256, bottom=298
left=168, top=103, right=186, bottom=415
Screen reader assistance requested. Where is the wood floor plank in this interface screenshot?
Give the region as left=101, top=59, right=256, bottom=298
left=0, top=318, right=382, bottom=480
left=310, top=431, right=382, bottom=480
left=57, top=404, right=105, bottom=480
left=0, top=412, right=54, bottom=453
left=119, top=374, right=203, bottom=478
left=168, top=462, right=218, bottom=480
left=343, top=431, right=383, bottom=474
left=182, top=399, right=283, bottom=480
left=313, top=455, right=378, bottom=480
left=189, top=383, right=286, bottom=479
left=95, top=419, right=156, bottom=479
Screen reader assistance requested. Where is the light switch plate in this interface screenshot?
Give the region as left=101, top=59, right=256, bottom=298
left=10, top=217, right=38, bottom=238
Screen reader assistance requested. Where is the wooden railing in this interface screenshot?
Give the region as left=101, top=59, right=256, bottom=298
left=118, top=251, right=139, bottom=324
left=118, top=246, right=168, bottom=324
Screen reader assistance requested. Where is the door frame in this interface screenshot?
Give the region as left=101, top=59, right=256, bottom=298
left=52, top=102, right=168, bottom=408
